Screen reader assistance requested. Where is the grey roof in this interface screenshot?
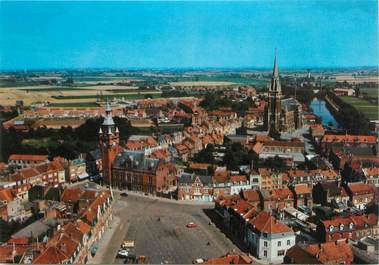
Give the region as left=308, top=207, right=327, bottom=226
left=270, top=52, right=281, bottom=93
left=103, top=115, right=115, bottom=126
left=339, top=146, right=375, bottom=156
left=12, top=218, right=57, bottom=238
left=89, top=149, right=101, bottom=160
left=114, top=150, right=160, bottom=172
left=178, top=173, right=212, bottom=185
left=281, top=98, right=300, bottom=111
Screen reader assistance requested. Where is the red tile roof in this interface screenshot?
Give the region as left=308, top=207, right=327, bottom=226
left=230, top=175, right=247, bottom=183
left=190, top=163, right=212, bottom=170
left=8, top=154, right=48, bottom=161
left=242, top=189, right=260, bottom=202
left=0, top=188, right=14, bottom=203
left=305, top=241, right=353, bottom=264
left=249, top=211, right=292, bottom=234
left=322, top=214, right=378, bottom=230
left=347, top=182, right=375, bottom=195
left=271, top=187, right=294, bottom=200
left=60, top=187, right=83, bottom=203
left=204, top=254, right=253, bottom=264
left=322, top=134, right=377, bottom=144
left=0, top=162, right=8, bottom=170
left=363, top=167, right=379, bottom=177
left=75, top=219, right=91, bottom=234
left=33, top=246, right=68, bottom=264
left=294, top=184, right=312, bottom=195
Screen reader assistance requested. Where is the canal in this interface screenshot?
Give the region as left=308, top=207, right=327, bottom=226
left=309, top=98, right=340, bottom=128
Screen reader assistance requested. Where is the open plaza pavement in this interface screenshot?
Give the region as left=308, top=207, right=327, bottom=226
left=90, top=192, right=241, bottom=264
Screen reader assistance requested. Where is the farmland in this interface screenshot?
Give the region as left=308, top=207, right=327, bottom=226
left=339, top=96, right=378, bottom=120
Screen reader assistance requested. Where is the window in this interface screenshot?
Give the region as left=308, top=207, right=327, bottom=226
left=287, top=240, right=291, bottom=246
left=264, top=241, right=268, bottom=247
left=264, top=250, right=267, bottom=257
left=277, top=241, right=281, bottom=247
left=277, top=250, right=285, bottom=256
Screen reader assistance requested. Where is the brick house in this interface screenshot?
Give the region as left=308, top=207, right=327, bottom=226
left=112, top=150, right=177, bottom=194
left=261, top=187, right=294, bottom=211
left=316, top=214, right=378, bottom=242
left=258, top=168, right=289, bottom=191
left=290, top=183, right=313, bottom=209
left=8, top=154, right=49, bottom=169
left=320, top=134, right=377, bottom=156
left=312, top=181, right=349, bottom=208
left=362, top=167, right=379, bottom=187
left=177, top=173, right=212, bottom=201
left=345, top=182, right=376, bottom=210
left=7, top=160, right=65, bottom=200
left=284, top=240, right=353, bottom=264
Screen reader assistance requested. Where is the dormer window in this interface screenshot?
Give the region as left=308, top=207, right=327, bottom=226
left=349, top=223, right=354, bottom=230
left=339, top=224, right=344, bottom=231
left=329, top=225, right=334, bottom=232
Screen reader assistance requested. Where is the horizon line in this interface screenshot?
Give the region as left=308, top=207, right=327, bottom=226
left=1, top=65, right=378, bottom=72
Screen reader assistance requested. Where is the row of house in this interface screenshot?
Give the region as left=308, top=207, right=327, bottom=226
left=214, top=192, right=296, bottom=264
left=0, top=183, right=113, bottom=264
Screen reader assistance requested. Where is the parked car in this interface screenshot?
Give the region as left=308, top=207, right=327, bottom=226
left=118, top=249, right=129, bottom=258
left=120, top=192, right=129, bottom=197
left=121, top=240, right=135, bottom=249
left=186, top=222, right=197, bottom=228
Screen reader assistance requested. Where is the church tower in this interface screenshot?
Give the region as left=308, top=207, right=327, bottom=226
left=99, top=103, right=119, bottom=185
left=267, top=52, right=282, bottom=134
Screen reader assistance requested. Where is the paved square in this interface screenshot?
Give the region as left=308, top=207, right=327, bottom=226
left=101, top=193, right=240, bottom=264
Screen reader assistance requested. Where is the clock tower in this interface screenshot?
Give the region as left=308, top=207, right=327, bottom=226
left=99, top=103, right=120, bottom=185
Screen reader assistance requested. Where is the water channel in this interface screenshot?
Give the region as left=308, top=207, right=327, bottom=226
left=309, top=98, right=340, bottom=128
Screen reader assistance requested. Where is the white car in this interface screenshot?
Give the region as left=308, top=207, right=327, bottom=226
left=118, top=249, right=129, bottom=258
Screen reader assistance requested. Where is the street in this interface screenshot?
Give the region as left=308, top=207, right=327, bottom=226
left=91, top=193, right=240, bottom=264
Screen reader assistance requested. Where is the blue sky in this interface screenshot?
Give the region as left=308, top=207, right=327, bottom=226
left=0, top=0, right=377, bottom=70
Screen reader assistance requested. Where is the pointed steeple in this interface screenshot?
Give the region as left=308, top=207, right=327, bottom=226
left=273, top=49, right=279, bottom=78
left=270, top=49, right=281, bottom=93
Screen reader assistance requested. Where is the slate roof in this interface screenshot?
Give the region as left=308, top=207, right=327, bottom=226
left=113, top=150, right=160, bottom=172
left=178, top=173, right=212, bottom=185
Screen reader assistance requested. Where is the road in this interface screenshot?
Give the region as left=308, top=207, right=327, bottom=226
left=92, top=193, right=240, bottom=264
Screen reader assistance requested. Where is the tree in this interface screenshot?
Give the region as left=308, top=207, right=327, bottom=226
left=223, top=143, right=255, bottom=171
left=193, top=144, right=215, bottom=164
left=261, top=156, right=287, bottom=171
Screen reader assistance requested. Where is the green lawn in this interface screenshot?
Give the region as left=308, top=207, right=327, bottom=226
left=20, top=86, right=91, bottom=92
left=22, top=137, right=55, bottom=149
left=359, top=87, right=378, bottom=99
left=340, top=96, right=378, bottom=120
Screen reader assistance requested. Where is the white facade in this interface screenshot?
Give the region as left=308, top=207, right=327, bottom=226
left=249, top=172, right=261, bottom=190
left=246, top=230, right=296, bottom=264
left=230, top=182, right=251, bottom=195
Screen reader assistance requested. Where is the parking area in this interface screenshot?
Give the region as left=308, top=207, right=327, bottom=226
left=104, top=193, right=239, bottom=264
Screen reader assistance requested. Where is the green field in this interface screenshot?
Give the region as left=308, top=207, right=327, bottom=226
left=340, top=96, right=378, bottom=120
left=51, top=92, right=162, bottom=100
left=359, top=87, right=378, bottom=98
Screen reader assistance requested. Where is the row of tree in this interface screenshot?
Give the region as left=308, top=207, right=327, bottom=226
left=326, top=92, right=371, bottom=134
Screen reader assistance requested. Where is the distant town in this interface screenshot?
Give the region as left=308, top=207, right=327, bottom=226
left=0, top=55, right=378, bottom=265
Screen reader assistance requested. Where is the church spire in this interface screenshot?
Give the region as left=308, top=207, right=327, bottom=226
left=270, top=50, right=281, bottom=93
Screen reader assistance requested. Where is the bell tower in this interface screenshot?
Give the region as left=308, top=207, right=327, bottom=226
left=99, top=102, right=119, bottom=185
